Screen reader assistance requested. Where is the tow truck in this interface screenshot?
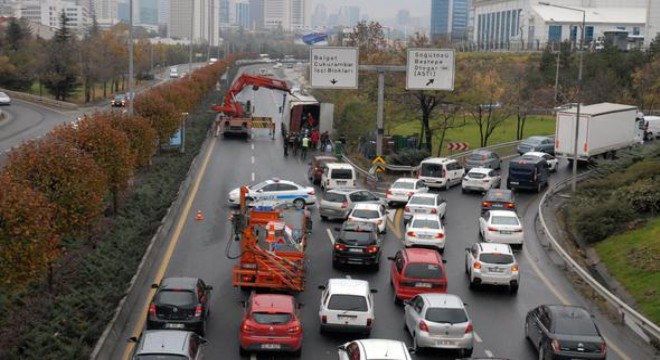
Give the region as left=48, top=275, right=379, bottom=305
left=212, top=74, right=291, bottom=138
left=228, top=186, right=311, bottom=292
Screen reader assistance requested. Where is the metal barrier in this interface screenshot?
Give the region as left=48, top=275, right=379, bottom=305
left=538, top=172, right=660, bottom=345
left=0, top=88, right=78, bottom=110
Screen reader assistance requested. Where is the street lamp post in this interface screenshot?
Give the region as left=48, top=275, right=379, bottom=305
left=189, top=0, right=195, bottom=77
left=539, top=2, right=585, bottom=192
left=128, top=0, right=134, bottom=115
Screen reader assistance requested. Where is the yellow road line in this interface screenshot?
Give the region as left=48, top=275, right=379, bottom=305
left=122, top=136, right=217, bottom=359
left=386, top=208, right=403, bottom=239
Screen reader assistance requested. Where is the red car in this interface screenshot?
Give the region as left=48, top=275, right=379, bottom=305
left=239, top=293, right=303, bottom=356
left=388, top=248, right=447, bottom=305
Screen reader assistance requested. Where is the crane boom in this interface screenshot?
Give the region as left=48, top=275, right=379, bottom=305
left=212, top=74, right=291, bottom=117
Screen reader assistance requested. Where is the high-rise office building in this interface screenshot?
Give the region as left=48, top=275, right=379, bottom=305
left=258, top=0, right=308, bottom=31
left=169, top=0, right=220, bottom=45
left=311, top=3, right=326, bottom=27
left=431, top=0, right=471, bottom=41
left=139, top=0, right=158, bottom=25
left=397, top=9, right=410, bottom=26
left=235, top=0, right=249, bottom=28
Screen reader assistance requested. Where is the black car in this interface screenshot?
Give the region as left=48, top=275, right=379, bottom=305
left=147, top=277, right=213, bottom=336
left=481, top=189, right=516, bottom=214
left=525, top=305, right=607, bottom=360
left=111, top=94, right=127, bottom=107
left=332, top=221, right=382, bottom=270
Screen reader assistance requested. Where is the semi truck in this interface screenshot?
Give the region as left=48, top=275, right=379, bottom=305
left=281, top=91, right=334, bottom=136
left=554, top=102, right=645, bottom=163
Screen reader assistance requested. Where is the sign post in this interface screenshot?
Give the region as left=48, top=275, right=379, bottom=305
left=406, top=49, right=455, bottom=91
left=310, top=47, right=359, bottom=89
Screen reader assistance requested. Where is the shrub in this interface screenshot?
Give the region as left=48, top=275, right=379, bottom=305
left=613, top=178, right=660, bottom=214
left=570, top=198, right=636, bottom=243
left=387, top=148, right=431, bottom=166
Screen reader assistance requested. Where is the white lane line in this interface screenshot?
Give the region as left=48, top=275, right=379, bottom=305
left=326, top=228, right=335, bottom=245
left=484, top=349, right=494, bottom=358
left=474, top=331, right=482, bottom=343
left=251, top=155, right=255, bottom=164
left=251, top=143, right=254, bottom=151
left=251, top=172, right=255, bottom=182
left=346, top=275, right=352, bottom=279
left=250, top=354, right=257, bottom=360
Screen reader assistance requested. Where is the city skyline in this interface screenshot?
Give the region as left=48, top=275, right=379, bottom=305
left=314, top=0, right=430, bottom=20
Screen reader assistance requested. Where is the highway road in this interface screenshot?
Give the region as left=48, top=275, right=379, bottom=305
left=113, top=65, right=657, bottom=360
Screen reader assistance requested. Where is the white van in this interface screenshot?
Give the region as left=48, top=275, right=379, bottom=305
left=418, top=157, right=465, bottom=190
left=169, top=67, right=179, bottom=78
left=318, top=278, right=377, bottom=335
left=643, top=116, right=660, bottom=141
left=321, top=163, right=357, bottom=192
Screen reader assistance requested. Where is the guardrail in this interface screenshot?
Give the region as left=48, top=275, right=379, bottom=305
left=0, top=88, right=78, bottom=110
left=538, top=172, right=660, bottom=346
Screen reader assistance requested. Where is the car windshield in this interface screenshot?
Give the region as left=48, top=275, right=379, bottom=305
left=411, top=219, right=440, bottom=229
left=420, top=163, right=443, bottom=177
left=252, top=312, right=292, bottom=325
left=485, top=192, right=513, bottom=202
left=467, top=172, right=487, bottom=179
left=351, top=209, right=380, bottom=219
left=155, top=290, right=195, bottom=307
left=249, top=181, right=269, bottom=190
left=391, top=181, right=414, bottom=189
left=554, top=314, right=600, bottom=336
left=330, top=169, right=353, bottom=179
left=409, top=197, right=434, bottom=206
left=327, top=294, right=368, bottom=312
left=468, top=153, right=487, bottom=161
left=324, top=192, right=347, bottom=203
left=404, top=263, right=444, bottom=279
left=114, top=95, right=124, bottom=100
left=525, top=137, right=544, bottom=145
left=491, top=216, right=519, bottom=226
left=425, top=308, right=468, bottom=324
left=479, top=253, right=514, bottom=264
left=137, top=355, right=187, bottom=360
left=340, top=231, right=375, bottom=245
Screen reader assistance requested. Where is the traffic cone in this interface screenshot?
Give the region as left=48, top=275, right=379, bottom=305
left=195, top=210, right=204, bottom=221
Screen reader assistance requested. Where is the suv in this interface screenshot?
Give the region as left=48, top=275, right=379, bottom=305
left=129, top=330, right=206, bottom=360
left=319, top=188, right=385, bottom=221
left=332, top=221, right=382, bottom=270
left=147, top=277, right=213, bottom=336
left=465, top=242, right=520, bottom=293
left=481, top=189, right=516, bottom=214
left=319, top=278, right=377, bottom=335
left=418, top=157, right=465, bottom=190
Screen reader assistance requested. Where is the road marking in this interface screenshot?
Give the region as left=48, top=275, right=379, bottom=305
left=346, top=275, right=351, bottom=279
left=484, top=349, right=494, bottom=357
left=250, top=354, right=257, bottom=360
left=251, top=143, right=254, bottom=150
left=386, top=209, right=397, bottom=222
left=386, top=208, right=403, bottom=238
left=122, top=136, right=217, bottom=360
left=251, top=155, right=255, bottom=164
left=474, top=331, right=482, bottom=343
left=326, top=228, right=335, bottom=244
left=251, top=172, right=255, bottom=182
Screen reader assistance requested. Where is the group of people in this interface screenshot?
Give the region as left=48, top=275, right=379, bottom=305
left=283, top=128, right=333, bottom=159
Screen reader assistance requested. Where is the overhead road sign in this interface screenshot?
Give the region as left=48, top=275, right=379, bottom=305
left=310, top=47, right=359, bottom=89
left=406, top=48, right=455, bottom=91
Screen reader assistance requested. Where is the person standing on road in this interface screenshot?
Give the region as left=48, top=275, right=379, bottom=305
left=311, top=129, right=320, bottom=152
left=301, top=134, right=310, bottom=160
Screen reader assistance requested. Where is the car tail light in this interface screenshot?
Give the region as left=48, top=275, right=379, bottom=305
left=341, top=201, right=349, bottom=209
left=487, top=227, right=498, bottom=232
left=418, top=320, right=429, bottom=332
left=483, top=179, right=490, bottom=183
left=435, top=233, right=444, bottom=239
left=406, top=231, right=416, bottom=237
left=482, top=201, right=492, bottom=207
left=511, top=265, right=519, bottom=272
left=321, top=315, right=327, bottom=324
left=431, top=208, right=437, bottom=214
left=473, top=262, right=481, bottom=269
left=242, top=322, right=256, bottom=333
left=366, top=318, right=373, bottom=327
left=288, top=324, right=301, bottom=334
left=194, top=305, right=203, bottom=317
left=365, top=246, right=378, bottom=253
left=404, top=206, right=410, bottom=213
left=505, top=203, right=515, bottom=208
left=308, top=190, right=315, bottom=195
left=465, top=322, right=473, bottom=334
left=334, top=244, right=347, bottom=251
left=386, top=190, right=392, bottom=195
left=600, top=342, right=606, bottom=354
left=551, top=339, right=560, bottom=352
left=148, top=304, right=156, bottom=317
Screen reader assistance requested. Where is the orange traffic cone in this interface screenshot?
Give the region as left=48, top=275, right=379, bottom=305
left=195, top=210, right=204, bottom=221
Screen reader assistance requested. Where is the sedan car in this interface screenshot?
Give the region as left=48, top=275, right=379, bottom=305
left=332, top=220, right=382, bottom=270
left=524, top=151, right=559, bottom=172
left=404, top=294, right=473, bottom=356
left=462, top=167, right=501, bottom=193
left=478, top=210, right=524, bottom=248
left=516, top=135, right=554, bottom=155
left=403, top=193, right=447, bottom=223
left=146, top=277, right=212, bottom=336
left=129, top=330, right=206, bottom=360
left=228, top=178, right=316, bottom=209
left=348, top=203, right=387, bottom=233
left=481, top=189, right=516, bottom=214
left=386, top=178, right=428, bottom=206
left=308, top=155, right=339, bottom=184
left=465, top=242, right=519, bottom=293
left=0, top=91, right=11, bottom=105
left=464, top=150, right=501, bottom=171
left=338, top=339, right=413, bottom=360
left=525, top=305, right=607, bottom=360
left=319, top=188, right=385, bottom=221
left=239, top=293, right=303, bottom=355
left=404, top=214, right=446, bottom=252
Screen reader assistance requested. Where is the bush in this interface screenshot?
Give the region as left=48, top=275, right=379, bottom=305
left=613, top=178, right=660, bottom=214
left=570, top=198, right=636, bottom=243
left=386, top=148, right=431, bottom=166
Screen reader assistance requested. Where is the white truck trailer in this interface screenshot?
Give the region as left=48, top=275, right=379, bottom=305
left=554, top=103, right=645, bottom=162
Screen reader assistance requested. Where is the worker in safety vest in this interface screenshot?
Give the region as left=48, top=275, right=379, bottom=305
left=301, top=134, right=310, bottom=160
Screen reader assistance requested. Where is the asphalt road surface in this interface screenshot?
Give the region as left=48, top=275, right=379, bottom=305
left=113, top=66, right=656, bottom=360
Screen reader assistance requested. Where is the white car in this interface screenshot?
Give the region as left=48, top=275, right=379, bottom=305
left=319, top=278, right=377, bottom=335
left=465, top=242, right=520, bottom=293
left=348, top=203, right=387, bottom=233
left=461, top=167, right=501, bottom=193
left=386, top=178, right=428, bottom=206
left=0, top=91, right=11, bottom=105
left=404, top=214, right=446, bottom=252
left=338, top=339, right=413, bottom=360
left=227, top=178, right=316, bottom=209
left=523, top=151, right=559, bottom=172
left=403, top=193, right=447, bottom=222
left=478, top=210, right=524, bottom=247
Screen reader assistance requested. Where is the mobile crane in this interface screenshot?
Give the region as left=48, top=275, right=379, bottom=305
left=228, top=186, right=311, bottom=292
left=212, top=74, right=291, bottom=138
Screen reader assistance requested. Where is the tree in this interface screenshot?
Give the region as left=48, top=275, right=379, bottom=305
left=431, top=103, right=464, bottom=156
left=133, top=91, right=181, bottom=146
left=5, top=18, right=28, bottom=51
left=80, top=16, right=104, bottom=103
left=346, top=20, right=386, bottom=61
left=109, top=113, right=158, bottom=168
left=631, top=58, right=660, bottom=113
left=41, top=11, right=80, bottom=101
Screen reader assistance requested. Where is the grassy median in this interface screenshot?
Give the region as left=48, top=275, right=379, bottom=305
left=595, top=217, right=660, bottom=325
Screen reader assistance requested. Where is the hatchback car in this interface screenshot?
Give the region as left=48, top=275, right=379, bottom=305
left=462, top=168, right=501, bottom=193
left=129, top=330, right=206, bottom=360
left=348, top=203, right=387, bottom=233
left=524, top=151, right=559, bottom=172
left=403, top=193, right=447, bottom=223
left=525, top=305, right=607, bottom=360
left=389, top=248, right=447, bottom=305
left=465, top=243, right=519, bottom=293
left=386, top=178, right=428, bottom=206
left=481, top=189, right=516, bottom=214
left=464, top=150, right=501, bottom=171
left=146, top=277, right=212, bottom=336
left=338, top=339, right=414, bottom=360
left=319, top=188, right=385, bottom=221
left=111, top=94, right=128, bottom=107
left=239, top=293, right=303, bottom=355
left=404, top=294, right=474, bottom=356
left=308, top=155, right=339, bottom=184
left=319, top=278, right=377, bottom=335
left=404, top=214, right=446, bottom=252
left=478, top=210, right=524, bottom=248
left=228, top=178, right=316, bottom=209
left=0, top=91, right=11, bottom=105
left=517, top=135, right=554, bottom=155
left=332, top=220, right=382, bottom=270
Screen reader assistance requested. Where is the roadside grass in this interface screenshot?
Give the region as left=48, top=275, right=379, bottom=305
left=27, top=82, right=140, bottom=105
left=595, top=217, right=660, bottom=325
left=389, top=115, right=555, bottom=156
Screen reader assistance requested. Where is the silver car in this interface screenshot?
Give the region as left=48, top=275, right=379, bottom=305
left=319, top=188, right=385, bottom=221
left=403, top=294, right=474, bottom=356
left=0, top=91, right=11, bottom=105
left=129, top=330, right=206, bottom=359
left=465, top=242, right=520, bottom=293
left=464, top=150, right=501, bottom=171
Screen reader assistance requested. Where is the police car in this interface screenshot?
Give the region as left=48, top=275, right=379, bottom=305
left=228, top=178, right=316, bottom=209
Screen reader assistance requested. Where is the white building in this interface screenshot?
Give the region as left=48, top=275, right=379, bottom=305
left=263, top=0, right=308, bottom=31
left=169, top=0, right=220, bottom=46
left=91, top=0, right=118, bottom=24
left=14, top=0, right=89, bottom=33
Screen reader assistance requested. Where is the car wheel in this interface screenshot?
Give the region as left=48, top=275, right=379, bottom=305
left=461, top=187, right=466, bottom=194
left=320, top=215, right=328, bottom=221
left=239, top=345, right=247, bottom=356
left=198, top=321, right=206, bottom=337
left=412, top=334, right=421, bottom=352
left=394, top=292, right=402, bottom=305
left=525, top=320, right=531, bottom=340
left=510, top=283, right=519, bottom=294
left=462, top=348, right=473, bottom=357
left=332, top=260, right=340, bottom=269
left=370, top=262, right=379, bottom=271
left=536, top=183, right=542, bottom=193
left=292, top=346, right=302, bottom=357
left=469, top=277, right=477, bottom=290
left=445, top=181, right=450, bottom=191
left=293, top=198, right=305, bottom=209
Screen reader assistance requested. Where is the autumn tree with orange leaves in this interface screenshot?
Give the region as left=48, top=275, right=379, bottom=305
left=109, top=112, right=158, bottom=168
left=134, top=91, right=181, bottom=146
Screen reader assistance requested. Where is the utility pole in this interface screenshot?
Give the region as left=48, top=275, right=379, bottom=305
left=189, top=0, right=194, bottom=76
left=128, top=0, right=134, bottom=115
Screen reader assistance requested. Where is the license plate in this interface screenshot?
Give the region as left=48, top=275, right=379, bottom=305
left=349, top=248, right=363, bottom=253
left=338, top=315, right=357, bottom=319
left=510, top=181, right=519, bottom=185
left=418, top=234, right=432, bottom=239
left=337, top=181, right=346, bottom=184
left=415, top=283, right=432, bottom=288
left=165, top=323, right=185, bottom=329
left=261, top=344, right=281, bottom=350
left=415, top=209, right=425, bottom=213
left=435, top=340, right=454, bottom=346
left=501, top=231, right=512, bottom=234
left=488, top=267, right=504, bottom=272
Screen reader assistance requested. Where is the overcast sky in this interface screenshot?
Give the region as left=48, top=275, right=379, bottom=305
left=314, top=0, right=431, bottom=20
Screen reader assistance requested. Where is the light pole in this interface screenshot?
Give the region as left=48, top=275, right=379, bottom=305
left=189, top=0, right=195, bottom=77
left=539, top=2, right=585, bottom=192
left=128, top=0, right=134, bottom=115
